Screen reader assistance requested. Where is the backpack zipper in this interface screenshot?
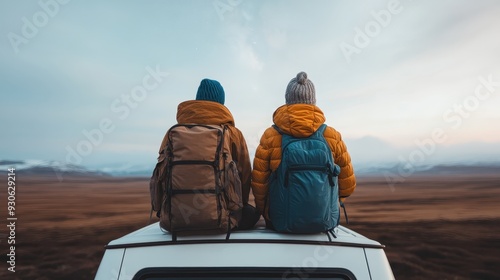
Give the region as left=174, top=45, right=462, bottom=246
left=284, top=165, right=330, bottom=188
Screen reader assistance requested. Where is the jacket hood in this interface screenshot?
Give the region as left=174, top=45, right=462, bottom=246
left=176, top=100, right=235, bottom=126
left=273, top=104, right=326, bottom=137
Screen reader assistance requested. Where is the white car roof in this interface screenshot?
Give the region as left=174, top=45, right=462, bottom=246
left=96, top=224, right=395, bottom=280
left=106, top=223, right=384, bottom=249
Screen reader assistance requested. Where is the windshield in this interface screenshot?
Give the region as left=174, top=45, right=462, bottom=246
left=133, top=267, right=356, bottom=280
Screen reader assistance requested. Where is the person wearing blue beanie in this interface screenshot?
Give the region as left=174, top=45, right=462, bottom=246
left=195, top=78, right=225, bottom=105
left=152, top=77, right=260, bottom=231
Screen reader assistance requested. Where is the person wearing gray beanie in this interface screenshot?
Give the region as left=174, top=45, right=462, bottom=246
left=252, top=71, right=357, bottom=230
left=285, top=71, right=316, bottom=105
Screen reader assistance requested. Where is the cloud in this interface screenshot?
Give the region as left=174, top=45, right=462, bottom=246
left=2, top=1, right=500, bottom=169
left=223, top=19, right=264, bottom=71
left=325, top=2, right=500, bottom=145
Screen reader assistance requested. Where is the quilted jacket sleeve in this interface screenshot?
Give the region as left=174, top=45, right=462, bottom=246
left=251, top=127, right=277, bottom=215
left=324, top=126, right=356, bottom=200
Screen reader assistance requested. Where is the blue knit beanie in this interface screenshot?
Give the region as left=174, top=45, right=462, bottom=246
left=195, top=78, right=225, bottom=105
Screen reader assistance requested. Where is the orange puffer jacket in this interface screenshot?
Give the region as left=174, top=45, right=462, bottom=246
left=157, top=100, right=252, bottom=205
left=251, top=104, right=356, bottom=219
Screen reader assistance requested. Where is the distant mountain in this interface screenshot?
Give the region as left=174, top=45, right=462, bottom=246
left=99, top=163, right=154, bottom=177
left=431, top=141, right=500, bottom=163
left=414, top=163, right=500, bottom=176
left=344, top=136, right=500, bottom=175
left=347, top=137, right=500, bottom=165
left=0, top=159, right=110, bottom=178
left=0, top=144, right=500, bottom=179
left=345, top=136, right=399, bottom=164
left=355, top=162, right=500, bottom=176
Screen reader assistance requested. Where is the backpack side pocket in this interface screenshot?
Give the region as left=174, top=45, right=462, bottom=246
left=150, top=153, right=167, bottom=213
left=224, top=161, right=243, bottom=213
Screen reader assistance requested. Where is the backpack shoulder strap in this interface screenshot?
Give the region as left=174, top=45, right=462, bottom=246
left=272, top=124, right=285, bottom=135
left=315, top=124, right=328, bottom=136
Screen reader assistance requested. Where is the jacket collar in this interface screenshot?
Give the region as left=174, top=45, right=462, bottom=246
left=176, top=100, right=235, bottom=126
left=273, top=104, right=326, bottom=137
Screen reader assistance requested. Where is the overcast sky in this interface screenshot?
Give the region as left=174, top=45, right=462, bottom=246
left=1, top=0, right=499, bottom=170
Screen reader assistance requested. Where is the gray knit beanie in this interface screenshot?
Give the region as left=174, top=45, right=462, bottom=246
left=285, top=71, right=316, bottom=105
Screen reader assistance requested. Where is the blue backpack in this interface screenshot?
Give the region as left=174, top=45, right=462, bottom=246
left=268, top=124, right=341, bottom=233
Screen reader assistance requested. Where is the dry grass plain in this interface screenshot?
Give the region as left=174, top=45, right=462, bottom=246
left=0, top=173, right=499, bottom=279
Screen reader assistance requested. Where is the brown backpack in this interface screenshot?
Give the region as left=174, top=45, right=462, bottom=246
left=150, top=124, right=243, bottom=239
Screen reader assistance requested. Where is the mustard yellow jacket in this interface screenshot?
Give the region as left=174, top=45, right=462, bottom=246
left=251, top=104, right=356, bottom=219
left=157, top=100, right=252, bottom=205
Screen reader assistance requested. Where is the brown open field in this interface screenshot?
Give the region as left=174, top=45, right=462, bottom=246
left=1, top=173, right=499, bottom=279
